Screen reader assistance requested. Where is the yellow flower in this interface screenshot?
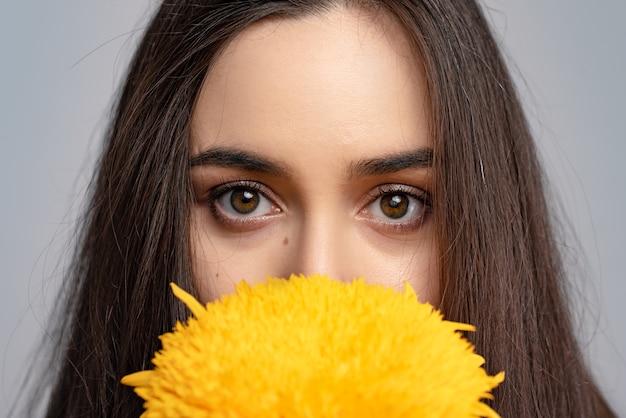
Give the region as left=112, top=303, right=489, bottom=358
left=122, top=274, right=504, bottom=417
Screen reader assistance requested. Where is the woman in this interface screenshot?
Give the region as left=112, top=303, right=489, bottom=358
left=32, top=0, right=615, bottom=416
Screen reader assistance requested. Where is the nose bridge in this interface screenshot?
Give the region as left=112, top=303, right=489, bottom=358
left=291, top=210, right=349, bottom=281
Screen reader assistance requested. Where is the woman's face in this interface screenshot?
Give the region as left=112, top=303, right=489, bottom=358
left=190, top=7, right=438, bottom=304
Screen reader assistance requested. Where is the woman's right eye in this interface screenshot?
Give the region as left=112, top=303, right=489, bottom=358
left=209, top=181, right=281, bottom=226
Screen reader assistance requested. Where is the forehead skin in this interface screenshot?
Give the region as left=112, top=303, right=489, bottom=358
left=191, top=7, right=430, bottom=157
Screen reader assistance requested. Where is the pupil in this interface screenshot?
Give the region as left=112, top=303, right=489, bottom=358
left=381, top=194, right=408, bottom=219
left=230, top=189, right=260, bottom=214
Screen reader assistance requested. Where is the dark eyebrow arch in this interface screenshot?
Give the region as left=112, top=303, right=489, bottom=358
left=189, top=147, right=289, bottom=177
left=349, top=148, right=433, bottom=178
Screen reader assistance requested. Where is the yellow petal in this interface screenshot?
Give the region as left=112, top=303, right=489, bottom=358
left=170, top=282, right=205, bottom=318
left=120, top=370, right=153, bottom=387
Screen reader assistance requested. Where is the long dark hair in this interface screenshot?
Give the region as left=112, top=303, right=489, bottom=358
left=30, top=1, right=614, bottom=416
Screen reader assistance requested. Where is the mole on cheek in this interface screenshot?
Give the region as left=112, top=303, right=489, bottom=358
left=283, top=237, right=289, bottom=245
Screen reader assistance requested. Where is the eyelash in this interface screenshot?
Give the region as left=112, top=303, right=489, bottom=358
left=206, top=180, right=431, bottom=231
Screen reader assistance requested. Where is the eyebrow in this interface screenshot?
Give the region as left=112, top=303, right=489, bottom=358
left=348, top=148, right=433, bottom=178
left=190, top=146, right=433, bottom=178
left=189, top=147, right=289, bottom=177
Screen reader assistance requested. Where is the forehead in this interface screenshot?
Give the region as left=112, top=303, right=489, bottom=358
left=191, top=6, right=430, bottom=162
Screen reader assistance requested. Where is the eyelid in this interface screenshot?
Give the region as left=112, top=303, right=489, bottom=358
left=372, top=183, right=429, bottom=199
left=208, top=179, right=262, bottom=202
left=366, top=184, right=431, bottom=207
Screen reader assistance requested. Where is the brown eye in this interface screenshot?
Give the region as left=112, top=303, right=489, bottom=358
left=364, top=184, right=430, bottom=228
left=210, top=181, right=280, bottom=225
left=230, top=189, right=260, bottom=214
left=380, top=194, right=409, bottom=219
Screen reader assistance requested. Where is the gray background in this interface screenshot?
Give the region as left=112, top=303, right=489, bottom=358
left=1, top=1, right=624, bottom=415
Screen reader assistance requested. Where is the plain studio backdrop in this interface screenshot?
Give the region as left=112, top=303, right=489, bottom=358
left=1, top=1, right=624, bottom=415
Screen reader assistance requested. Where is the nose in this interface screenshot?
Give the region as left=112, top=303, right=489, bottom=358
left=286, top=214, right=354, bottom=282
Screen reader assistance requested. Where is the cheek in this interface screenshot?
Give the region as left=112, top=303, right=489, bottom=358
left=191, top=209, right=289, bottom=303
left=354, top=223, right=439, bottom=305
left=406, top=242, right=439, bottom=305
left=409, top=223, right=439, bottom=304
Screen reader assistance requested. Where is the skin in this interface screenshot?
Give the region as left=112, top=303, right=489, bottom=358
left=189, top=7, right=439, bottom=304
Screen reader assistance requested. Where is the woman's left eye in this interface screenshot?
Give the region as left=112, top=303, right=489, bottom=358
left=364, top=184, right=431, bottom=228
